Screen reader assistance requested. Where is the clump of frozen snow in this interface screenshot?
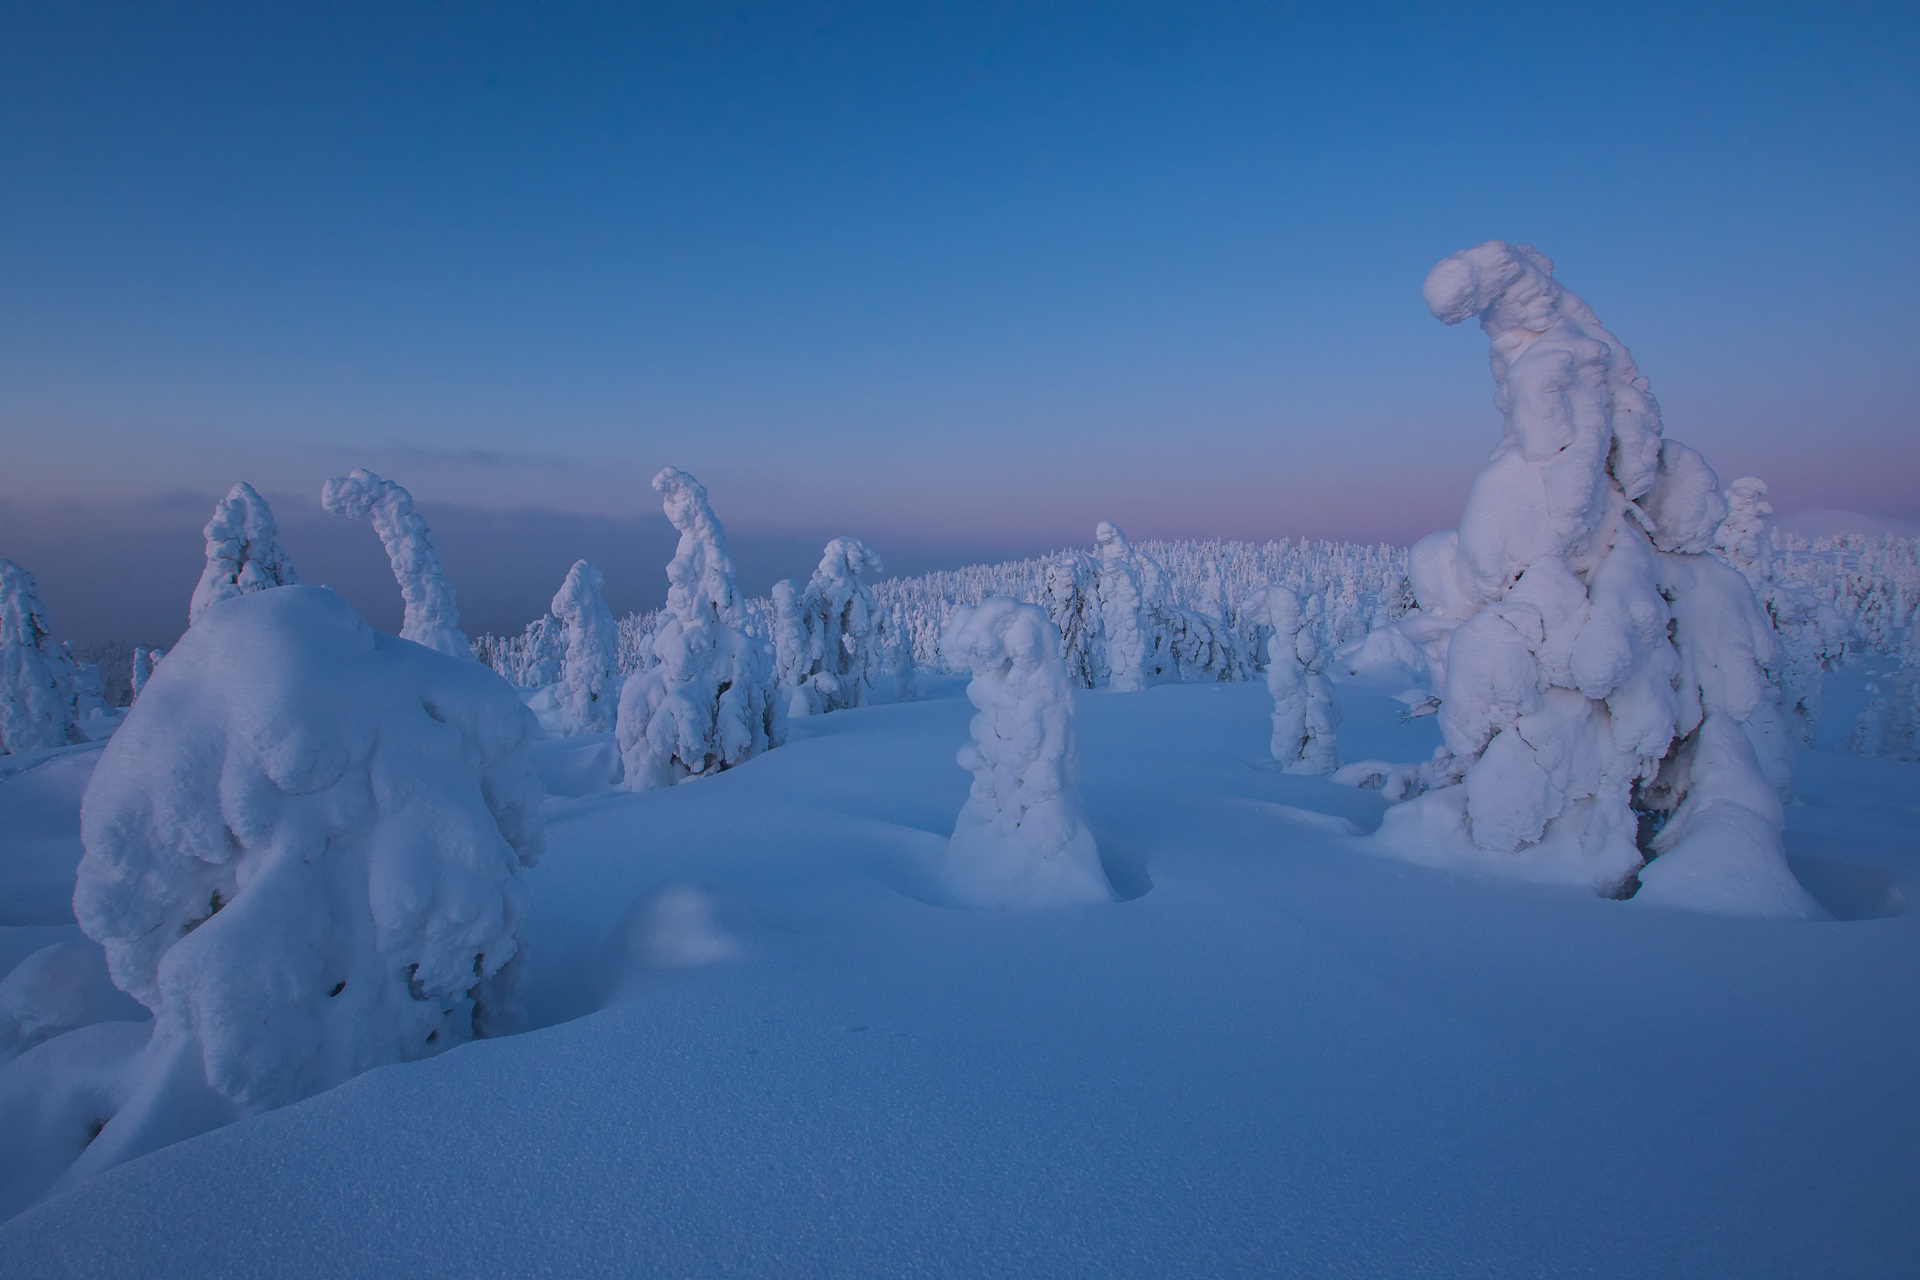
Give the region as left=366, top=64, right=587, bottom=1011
left=773, top=538, right=888, bottom=717
left=616, top=468, right=783, bottom=789
left=551, top=560, right=620, bottom=735
left=1257, top=586, right=1340, bottom=773
left=68, top=585, right=543, bottom=1176
left=0, top=560, right=80, bottom=755
left=939, top=597, right=1112, bottom=909
left=1384, top=241, right=1820, bottom=918
left=187, top=482, right=299, bottom=626
left=320, top=469, right=469, bottom=658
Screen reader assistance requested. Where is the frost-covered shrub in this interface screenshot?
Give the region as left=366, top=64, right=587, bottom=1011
left=188, top=482, right=299, bottom=626
left=551, top=560, right=620, bottom=735
left=1259, top=586, right=1339, bottom=773
left=616, top=468, right=783, bottom=790
left=1094, top=522, right=1149, bottom=692
left=72, top=586, right=543, bottom=1150
left=1387, top=241, right=1817, bottom=917
left=0, top=560, right=79, bottom=755
left=940, top=597, right=1111, bottom=908
left=321, top=469, right=469, bottom=658
left=774, top=538, right=888, bottom=716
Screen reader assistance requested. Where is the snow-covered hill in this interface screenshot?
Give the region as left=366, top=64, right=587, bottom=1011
left=1, top=660, right=1915, bottom=1275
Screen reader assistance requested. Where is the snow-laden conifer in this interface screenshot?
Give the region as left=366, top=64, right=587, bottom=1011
left=939, top=597, right=1111, bottom=908
left=1712, top=478, right=1772, bottom=589
left=188, top=482, right=298, bottom=626
left=320, top=469, right=468, bottom=657
left=1386, top=241, right=1818, bottom=917
left=69, top=585, right=542, bottom=1179
left=1260, top=586, right=1339, bottom=773
left=1041, top=551, right=1099, bottom=688
left=0, top=560, right=79, bottom=755
left=776, top=537, right=887, bottom=716
left=130, top=648, right=162, bottom=702
left=1093, top=522, right=1148, bottom=692
left=551, top=560, right=620, bottom=735
left=616, top=468, right=783, bottom=789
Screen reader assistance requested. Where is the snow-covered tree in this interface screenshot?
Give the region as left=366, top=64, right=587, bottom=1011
left=70, top=585, right=543, bottom=1175
left=1388, top=240, right=1817, bottom=917
left=188, top=482, right=299, bottom=626
left=320, top=469, right=468, bottom=657
left=0, top=560, right=79, bottom=755
left=774, top=537, right=887, bottom=717
left=1093, top=522, right=1149, bottom=692
left=616, top=468, right=783, bottom=789
left=1041, top=551, right=1099, bottom=688
left=60, top=645, right=108, bottom=723
left=1260, top=586, right=1339, bottom=773
left=1852, top=635, right=1919, bottom=760
left=551, top=560, right=620, bottom=735
left=877, top=604, right=917, bottom=700
left=939, top=597, right=1112, bottom=908
left=1712, top=477, right=1772, bottom=589
left=130, top=648, right=163, bottom=701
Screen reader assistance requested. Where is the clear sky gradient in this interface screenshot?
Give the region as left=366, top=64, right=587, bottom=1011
left=3, top=1, right=1916, bottom=643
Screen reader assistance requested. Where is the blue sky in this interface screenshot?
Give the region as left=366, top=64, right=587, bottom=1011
left=3, top=1, right=1916, bottom=642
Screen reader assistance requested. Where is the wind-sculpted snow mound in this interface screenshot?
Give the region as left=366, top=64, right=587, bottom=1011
left=66, top=585, right=543, bottom=1180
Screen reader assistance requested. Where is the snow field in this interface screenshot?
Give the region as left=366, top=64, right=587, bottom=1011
left=1, top=667, right=1915, bottom=1275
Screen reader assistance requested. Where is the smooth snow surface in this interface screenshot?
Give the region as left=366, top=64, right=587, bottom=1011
left=2, top=660, right=1916, bottom=1276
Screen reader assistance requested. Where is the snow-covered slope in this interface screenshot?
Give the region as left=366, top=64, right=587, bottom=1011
left=1, top=662, right=1915, bottom=1275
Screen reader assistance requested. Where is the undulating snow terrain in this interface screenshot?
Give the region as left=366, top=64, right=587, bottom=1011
left=2, top=244, right=1918, bottom=1275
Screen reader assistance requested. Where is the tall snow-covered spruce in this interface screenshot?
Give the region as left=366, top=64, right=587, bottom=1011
left=1093, top=522, right=1149, bottom=692
left=773, top=537, right=887, bottom=717
left=69, top=585, right=543, bottom=1178
left=939, top=597, right=1112, bottom=908
left=616, top=468, right=783, bottom=789
left=550, top=560, right=620, bottom=735
left=188, top=482, right=299, bottom=626
left=320, top=469, right=469, bottom=657
left=1386, top=241, right=1818, bottom=918
left=1259, top=586, right=1340, bottom=773
left=0, top=560, right=79, bottom=754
